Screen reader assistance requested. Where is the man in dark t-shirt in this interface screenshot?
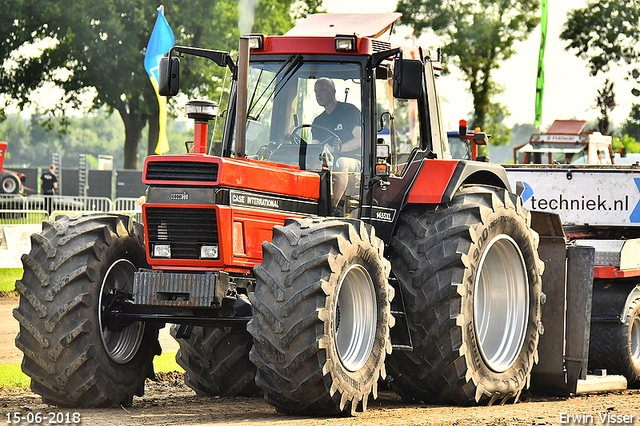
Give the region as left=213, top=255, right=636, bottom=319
left=41, top=164, right=58, bottom=195
left=41, top=164, right=58, bottom=214
left=312, top=78, right=361, bottom=209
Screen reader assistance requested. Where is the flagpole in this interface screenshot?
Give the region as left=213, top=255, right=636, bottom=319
left=534, top=0, right=548, bottom=130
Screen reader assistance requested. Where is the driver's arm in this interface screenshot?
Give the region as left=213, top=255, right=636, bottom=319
left=340, top=125, right=361, bottom=153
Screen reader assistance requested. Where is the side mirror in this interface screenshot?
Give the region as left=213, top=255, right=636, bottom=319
left=158, top=56, right=180, bottom=97
left=393, top=58, right=423, bottom=99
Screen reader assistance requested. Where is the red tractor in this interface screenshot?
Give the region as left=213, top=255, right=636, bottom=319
left=15, top=14, right=552, bottom=415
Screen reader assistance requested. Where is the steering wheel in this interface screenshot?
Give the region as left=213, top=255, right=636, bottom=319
left=290, top=124, right=342, bottom=154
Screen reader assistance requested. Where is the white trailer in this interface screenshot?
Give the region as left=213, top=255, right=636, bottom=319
left=505, top=164, right=640, bottom=388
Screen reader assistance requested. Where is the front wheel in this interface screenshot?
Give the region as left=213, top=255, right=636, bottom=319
left=248, top=217, right=393, bottom=415
left=13, top=214, right=160, bottom=407
left=386, top=185, right=544, bottom=405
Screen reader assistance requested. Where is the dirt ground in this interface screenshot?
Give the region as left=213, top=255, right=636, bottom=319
left=3, top=298, right=640, bottom=426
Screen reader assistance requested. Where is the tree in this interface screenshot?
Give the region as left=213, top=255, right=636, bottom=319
left=560, top=1, right=640, bottom=76
left=622, top=104, right=640, bottom=141
left=482, top=101, right=511, bottom=147
left=0, top=0, right=321, bottom=169
left=594, top=79, right=616, bottom=135
left=395, top=0, right=539, bottom=138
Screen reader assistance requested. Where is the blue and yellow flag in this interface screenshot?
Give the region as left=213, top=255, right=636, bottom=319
left=144, top=6, right=175, bottom=154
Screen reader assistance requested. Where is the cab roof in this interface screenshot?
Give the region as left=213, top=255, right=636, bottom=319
left=250, top=13, right=422, bottom=60
left=285, top=13, right=402, bottom=38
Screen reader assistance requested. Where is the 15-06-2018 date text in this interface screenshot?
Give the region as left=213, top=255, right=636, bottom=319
left=5, top=412, right=81, bottom=424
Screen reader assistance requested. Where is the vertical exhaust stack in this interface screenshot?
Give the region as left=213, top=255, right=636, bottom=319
left=235, top=37, right=250, bottom=158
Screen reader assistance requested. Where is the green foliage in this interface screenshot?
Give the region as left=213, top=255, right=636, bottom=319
left=561, top=1, right=640, bottom=76
left=613, top=134, right=640, bottom=154
left=396, top=0, right=539, bottom=130
left=621, top=103, right=640, bottom=142
left=475, top=101, right=512, bottom=146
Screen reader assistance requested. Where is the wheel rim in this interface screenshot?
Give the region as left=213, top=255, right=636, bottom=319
left=630, top=315, right=640, bottom=363
left=474, top=235, right=529, bottom=373
left=333, top=264, right=377, bottom=372
left=98, top=259, right=145, bottom=364
left=3, top=177, right=16, bottom=193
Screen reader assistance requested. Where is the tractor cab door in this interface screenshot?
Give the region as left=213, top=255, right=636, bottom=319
left=374, top=64, right=421, bottom=176
left=363, top=58, right=449, bottom=241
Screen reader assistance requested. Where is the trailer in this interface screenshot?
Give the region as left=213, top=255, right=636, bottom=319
left=505, top=163, right=640, bottom=390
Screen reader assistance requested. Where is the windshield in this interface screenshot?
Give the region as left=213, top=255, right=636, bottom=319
left=231, top=60, right=363, bottom=172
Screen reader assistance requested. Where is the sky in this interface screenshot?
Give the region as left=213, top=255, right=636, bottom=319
left=321, top=0, right=637, bottom=132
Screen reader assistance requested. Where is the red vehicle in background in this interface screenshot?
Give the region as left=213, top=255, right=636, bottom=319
left=0, top=141, right=24, bottom=194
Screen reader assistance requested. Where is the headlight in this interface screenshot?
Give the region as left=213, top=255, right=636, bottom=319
left=200, top=244, right=219, bottom=259
left=153, top=244, right=171, bottom=258
left=335, top=35, right=357, bottom=51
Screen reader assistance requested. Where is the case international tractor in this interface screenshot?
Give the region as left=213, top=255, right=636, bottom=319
left=15, top=14, right=595, bottom=416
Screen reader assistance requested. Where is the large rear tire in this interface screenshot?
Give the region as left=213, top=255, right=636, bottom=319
left=13, top=214, right=160, bottom=407
left=247, top=217, right=393, bottom=415
left=386, top=185, right=544, bottom=405
left=170, top=324, right=260, bottom=396
left=589, top=299, right=640, bottom=385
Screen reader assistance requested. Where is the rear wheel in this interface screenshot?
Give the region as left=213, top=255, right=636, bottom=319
left=386, top=185, right=544, bottom=405
left=13, top=214, right=160, bottom=407
left=589, top=299, right=640, bottom=385
left=0, top=172, right=20, bottom=194
left=247, top=217, right=393, bottom=415
left=170, top=324, right=260, bottom=396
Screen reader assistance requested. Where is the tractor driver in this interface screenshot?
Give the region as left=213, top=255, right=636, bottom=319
left=312, top=77, right=362, bottom=210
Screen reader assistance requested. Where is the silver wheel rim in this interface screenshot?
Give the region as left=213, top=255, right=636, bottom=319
left=98, top=259, right=145, bottom=364
left=630, top=315, right=640, bottom=363
left=3, top=177, right=16, bottom=193
left=474, top=235, right=529, bottom=373
left=333, top=264, right=377, bottom=372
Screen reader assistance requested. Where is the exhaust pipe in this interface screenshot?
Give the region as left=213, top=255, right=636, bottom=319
left=234, top=37, right=250, bottom=159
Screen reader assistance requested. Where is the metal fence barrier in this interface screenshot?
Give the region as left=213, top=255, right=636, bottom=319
left=0, top=195, right=143, bottom=225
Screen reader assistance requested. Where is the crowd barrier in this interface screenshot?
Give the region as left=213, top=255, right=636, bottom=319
left=0, top=194, right=142, bottom=225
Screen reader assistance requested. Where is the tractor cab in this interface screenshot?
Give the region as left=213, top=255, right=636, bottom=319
left=161, top=13, right=452, bottom=223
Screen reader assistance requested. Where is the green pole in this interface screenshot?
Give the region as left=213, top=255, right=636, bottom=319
left=534, top=0, right=548, bottom=128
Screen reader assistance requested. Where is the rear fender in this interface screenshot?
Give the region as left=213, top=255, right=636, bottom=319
left=405, top=159, right=511, bottom=205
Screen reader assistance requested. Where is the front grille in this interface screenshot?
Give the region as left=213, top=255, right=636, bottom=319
left=146, top=207, right=218, bottom=259
left=146, top=161, right=219, bottom=182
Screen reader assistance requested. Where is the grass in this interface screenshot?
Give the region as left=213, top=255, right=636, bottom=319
left=0, top=268, right=22, bottom=293
left=0, top=353, right=183, bottom=389
left=0, top=363, right=30, bottom=388
left=153, top=352, right=184, bottom=373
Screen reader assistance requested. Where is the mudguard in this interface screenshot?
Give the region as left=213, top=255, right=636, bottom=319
left=406, top=159, right=511, bottom=205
